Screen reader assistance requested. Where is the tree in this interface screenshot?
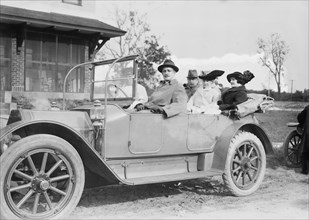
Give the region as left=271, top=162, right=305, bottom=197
left=98, top=9, right=150, bottom=59
left=257, top=33, right=290, bottom=96
left=138, top=35, right=170, bottom=94
left=97, top=9, right=170, bottom=95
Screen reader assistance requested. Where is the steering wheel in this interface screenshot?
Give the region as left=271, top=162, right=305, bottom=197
left=106, top=84, right=117, bottom=98
left=106, top=83, right=129, bottom=98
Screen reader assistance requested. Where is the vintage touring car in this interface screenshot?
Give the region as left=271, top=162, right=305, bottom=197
left=0, top=55, right=274, bottom=219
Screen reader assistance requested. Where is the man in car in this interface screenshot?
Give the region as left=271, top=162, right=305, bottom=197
left=183, top=69, right=200, bottom=99
left=135, top=59, right=188, bottom=118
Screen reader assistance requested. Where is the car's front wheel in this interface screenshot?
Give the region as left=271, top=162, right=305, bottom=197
left=223, top=131, right=266, bottom=196
left=0, top=134, right=85, bottom=219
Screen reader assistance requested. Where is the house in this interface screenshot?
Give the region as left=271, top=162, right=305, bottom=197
left=0, top=1, right=125, bottom=106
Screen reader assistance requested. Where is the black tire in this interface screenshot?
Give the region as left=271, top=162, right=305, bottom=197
left=283, top=130, right=303, bottom=168
left=0, top=134, right=85, bottom=219
left=223, top=131, right=266, bottom=196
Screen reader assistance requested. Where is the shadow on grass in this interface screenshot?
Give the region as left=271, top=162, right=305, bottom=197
left=78, top=177, right=229, bottom=208
left=163, top=178, right=230, bottom=197
left=266, top=144, right=302, bottom=173
left=266, top=154, right=287, bottom=169
left=77, top=143, right=300, bottom=209
left=78, top=150, right=298, bottom=209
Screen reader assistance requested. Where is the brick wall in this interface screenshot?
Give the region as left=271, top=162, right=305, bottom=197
left=84, top=45, right=92, bottom=93
left=11, top=38, right=25, bottom=92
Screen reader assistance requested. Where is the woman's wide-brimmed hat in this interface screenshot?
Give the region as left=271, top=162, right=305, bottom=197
left=158, top=59, right=179, bottom=73
left=227, top=70, right=254, bottom=85
left=199, top=70, right=224, bottom=81
left=227, top=72, right=243, bottom=83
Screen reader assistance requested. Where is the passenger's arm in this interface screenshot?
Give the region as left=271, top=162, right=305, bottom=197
left=163, top=84, right=188, bottom=117
left=232, top=91, right=248, bottom=106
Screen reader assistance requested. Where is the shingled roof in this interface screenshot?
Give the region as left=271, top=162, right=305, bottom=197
left=0, top=5, right=126, bottom=38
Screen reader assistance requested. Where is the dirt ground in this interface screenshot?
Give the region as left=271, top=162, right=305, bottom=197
left=69, top=144, right=309, bottom=220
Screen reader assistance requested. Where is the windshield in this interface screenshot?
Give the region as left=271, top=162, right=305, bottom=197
left=93, top=58, right=136, bottom=100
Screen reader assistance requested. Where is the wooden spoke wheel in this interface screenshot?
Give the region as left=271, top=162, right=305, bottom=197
left=0, top=134, right=85, bottom=219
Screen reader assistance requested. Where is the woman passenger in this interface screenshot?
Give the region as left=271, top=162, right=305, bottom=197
left=218, top=70, right=254, bottom=111
left=187, top=70, right=224, bottom=114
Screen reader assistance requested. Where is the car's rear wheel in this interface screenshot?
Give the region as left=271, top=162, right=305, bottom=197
left=0, top=134, right=85, bottom=219
left=283, top=130, right=303, bottom=168
left=223, top=131, right=266, bottom=196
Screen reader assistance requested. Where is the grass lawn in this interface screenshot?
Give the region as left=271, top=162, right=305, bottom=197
left=272, top=101, right=308, bottom=110
left=254, top=101, right=308, bottom=143
left=255, top=110, right=299, bottom=143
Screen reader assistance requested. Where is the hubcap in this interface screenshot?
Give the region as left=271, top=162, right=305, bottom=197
left=40, top=180, right=50, bottom=191
left=31, top=174, right=50, bottom=193
left=241, top=158, right=251, bottom=171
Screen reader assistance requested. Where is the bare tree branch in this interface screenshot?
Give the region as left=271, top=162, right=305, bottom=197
left=257, top=33, right=290, bottom=95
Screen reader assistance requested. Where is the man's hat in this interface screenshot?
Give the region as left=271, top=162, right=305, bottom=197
left=187, top=69, right=198, bottom=79
left=199, top=70, right=224, bottom=81
left=158, top=59, right=179, bottom=73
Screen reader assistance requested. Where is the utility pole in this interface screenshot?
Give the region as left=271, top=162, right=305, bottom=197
left=267, top=72, right=270, bottom=96
left=290, top=80, right=293, bottom=101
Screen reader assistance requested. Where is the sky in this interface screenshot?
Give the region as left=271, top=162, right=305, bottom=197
left=2, top=0, right=307, bottom=92
left=95, top=0, right=309, bottom=92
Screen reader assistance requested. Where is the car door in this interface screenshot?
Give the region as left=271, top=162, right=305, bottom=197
left=129, top=113, right=163, bottom=154
left=187, top=114, right=219, bottom=152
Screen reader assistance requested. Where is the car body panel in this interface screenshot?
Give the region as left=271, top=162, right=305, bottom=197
left=104, top=105, right=248, bottom=158
left=6, top=109, right=93, bottom=134
left=129, top=113, right=163, bottom=154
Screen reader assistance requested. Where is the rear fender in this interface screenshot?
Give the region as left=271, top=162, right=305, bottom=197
left=211, top=123, right=273, bottom=171
left=0, top=120, right=122, bottom=186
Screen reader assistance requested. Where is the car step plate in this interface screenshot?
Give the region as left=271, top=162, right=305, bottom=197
left=122, top=169, right=223, bottom=185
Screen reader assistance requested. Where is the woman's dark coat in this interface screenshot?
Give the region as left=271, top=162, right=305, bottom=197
left=297, top=105, right=309, bottom=153
left=219, top=85, right=248, bottom=110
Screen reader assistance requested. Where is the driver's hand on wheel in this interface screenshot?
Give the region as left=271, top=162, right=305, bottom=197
left=135, top=103, right=145, bottom=111
left=150, top=105, right=164, bottom=114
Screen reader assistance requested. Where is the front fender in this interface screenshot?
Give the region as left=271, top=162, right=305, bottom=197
left=0, top=120, right=123, bottom=187
left=211, top=122, right=273, bottom=171
left=1, top=120, right=28, bottom=140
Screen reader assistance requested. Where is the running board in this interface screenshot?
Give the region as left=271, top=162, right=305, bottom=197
left=122, top=169, right=223, bottom=185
